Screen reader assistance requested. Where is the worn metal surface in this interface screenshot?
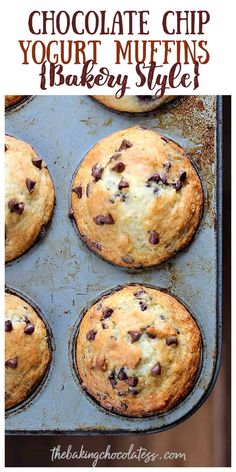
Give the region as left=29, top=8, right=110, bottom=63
left=5, top=95, right=222, bottom=434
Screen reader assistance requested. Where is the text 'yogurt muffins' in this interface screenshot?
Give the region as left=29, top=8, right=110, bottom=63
left=5, top=135, right=55, bottom=262
left=76, top=284, right=201, bottom=417
left=70, top=126, right=203, bottom=269
left=92, top=95, right=176, bottom=113
left=5, top=292, right=51, bottom=410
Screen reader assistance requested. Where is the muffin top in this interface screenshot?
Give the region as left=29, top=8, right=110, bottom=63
left=76, top=284, right=201, bottom=417
left=5, top=96, right=26, bottom=108
left=71, top=126, right=203, bottom=268
left=5, top=135, right=55, bottom=262
left=92, top=95, right=175, bottom=113
left=5, top=292, right=51, bottom=410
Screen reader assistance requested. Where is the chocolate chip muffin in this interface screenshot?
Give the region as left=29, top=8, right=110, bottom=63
left=76, top=284, right=201, bottom=417
left=5, top=135, right=55, bottom=262
left=92, top=95, right=176, bottom=113
left=5, top=96, right=27, bottom=108
left=5, top=292, right=51, bottom=410
left=70, top=126, right=203, bottom=269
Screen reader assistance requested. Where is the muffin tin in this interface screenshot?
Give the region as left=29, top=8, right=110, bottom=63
left=5, top=95, right=222, bottom=434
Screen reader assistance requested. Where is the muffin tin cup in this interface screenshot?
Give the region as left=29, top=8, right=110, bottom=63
left=5, top=286, right=54, bottom=417
left=5, top=95, right=222, bottom=434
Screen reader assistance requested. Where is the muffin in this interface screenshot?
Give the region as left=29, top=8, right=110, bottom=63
left=70, top=126, right=203, bottom=269
left=92, top=95, right=176, bottom=113
left=5, top=135, right=55, bottom=262
left=5, top=292, right=51, bottom=410
left=5, top=96, right=28, bottom=109
left=76, top=284, right=201, bottom=417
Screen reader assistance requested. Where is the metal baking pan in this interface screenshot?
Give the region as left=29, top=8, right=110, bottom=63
left=5, top=95, right=222, bottom=435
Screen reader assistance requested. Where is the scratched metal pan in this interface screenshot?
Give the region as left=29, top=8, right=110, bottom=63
left=5, top=95, right=222, bottom=435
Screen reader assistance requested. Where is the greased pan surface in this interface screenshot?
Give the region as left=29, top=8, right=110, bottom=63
left=5, top=95, right=222, bottom=434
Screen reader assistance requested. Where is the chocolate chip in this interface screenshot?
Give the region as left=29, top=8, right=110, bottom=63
left=32, top=157, right=42, bottom=169
left=24, top=323, right=35, bottom=335
left=161, top=136, right=169, bottom=144
left=128, top=330, right=142, bottom=343
left=151, top=362, right=161, bottom=376
left=118, top=178, right=129, bottom=190
left=160, top=315, right=166, bottom=320
left=68, top=207, right=74, bottom=219
left=111, top=162, right=125, bottom=173
left=148, top=173, right=160, bottom=183
left=8, top=199, right=24, bottom=215
left=101, top=322, right=108, bottom=329
left=126, top=376, right=138, bottom=387
left=119, top=402, right=128, bottom=411
left=5, top=320, right=13, bottom=332
left=173, top=180, right=183, bottom=191
left=139, top=301, right=147, bottom=311
left=163, top=161, right=171, bottom=170
left=26, top=178, right=36, bottom=193
left=118, top=368, right=128, bottom=381
left=38, top=224, right=46, bottom=238
left=5, top=357, right=18, bottom=369
left=72, top=185, right=82, bottom=198
left=134, top=289, right=146, bottom=298
left=101, top=308, right=113, bottom=320
left=93, top=214, right=114, bottom=225
left=108, top=371, right=117, bottom=388
left=121, top=256, right=134, bottom=264
left=129, top=388, right=140, bottom=395
left=147, top=332, right=156, bottom=339
left=86, top=329, right=97, bottom=341
left=179, top=171, right=187, bottom=182
left=23, top=315, right=30, bottom=324
left=166, top=336, right=178, bottom=346
left=160, top=171, right=168, bottom=184
left=96, top=303, right=102, bottom=311
left=149, top=230, right=160, bottom=245
left=118, top=140, right=132, bottom=151
left=91, top=164, right=103, bottom=181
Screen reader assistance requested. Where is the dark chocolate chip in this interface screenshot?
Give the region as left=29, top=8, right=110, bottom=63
left=163, top=161, right=171, bottom=170
left=32, top=157, right=42, bottom=169
left=118, top=140, right=132, bottom=151
left=151, top=362, right=161, bottom=376
left=148, top=173, right=160, bottom=183
left=38, top=224, right=46, bottom=238
left=23, top=315, right=30, bottom=323
left=121, top=256, right=134, bottom=264
left=117, top=367, right=128, bottom=381
left=26, top=178, right=36, bottom=193
left=128, top=330, right=142, bottom=343
left=119, top=402, right=128, bottom=411
left=173, top=180, right=183, bottom=191
left=96, top=303, right=102, bottom=311
left=101, top=322, right=108, bottom=329
left=149, top=230, right=160, bottom=245
left=5, top=320, right=13, bottom=332
left=5, top=357, right=18, bottom=369
left=160, top=171, right=168, bottom=184
left=72, top=185, right=83, bottom=198
left=8, top=199, right=24, bottom=215
left=24, top=323, right=35, bottom=335
left=166, top=336, right=178, bottom=346
left=118, top=178, right=129, bottom=190
left=86, top=329, right=97, bottom=341
left=111, top=162, right=125, bottom=173
left=129, top=388, right=140, bottom=395
left=179, top=171, right=187, bottom=182
left=93, top=214, right=114, bottom=225
left=91, top=164, right=103, bottom=181
left=160, top=315, right=166, bottom=320
left=126, top=376, right=138, bottom=387
left=147, top=332, right=156, bottom=339
left=68, top=207, right=74, bottom=219
left=101, top=308, right=113, bottom=320
left=139, top=301, right=148, bottom=311
left=108, top=371, right=117, bottom=388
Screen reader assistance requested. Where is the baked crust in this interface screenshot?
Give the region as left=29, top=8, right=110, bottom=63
left=76, top=284, right=201, bottom=417
left=71, top=126, right=203, bottom=268
left=5, top=96, right=27, bottom=108
left=5, top=292, right=51, bottom=410
left=92, top=95, right=176, bottom=113
left=5, top=135, right=55, bottom=262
